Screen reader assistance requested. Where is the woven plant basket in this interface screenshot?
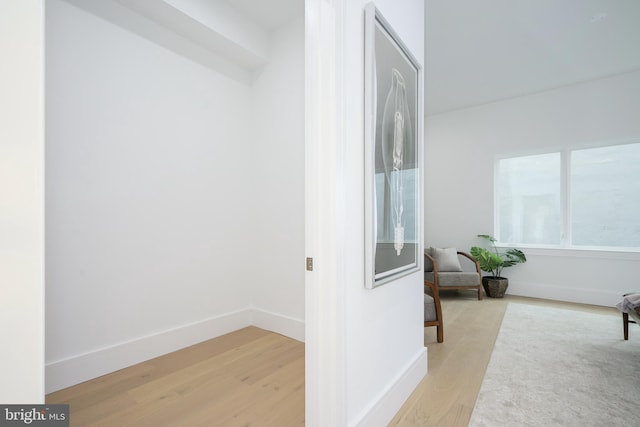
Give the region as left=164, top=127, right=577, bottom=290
left=482, top=277, right=509, bottom=298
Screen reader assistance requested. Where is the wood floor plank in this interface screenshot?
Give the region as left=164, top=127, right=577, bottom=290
left=126, top=334, right=284, bottom=403
left=147, top=326, right=272, bottom=375
left=65, top=393, right=138, bottom=427
left=46, top=362, right=156, bottom=406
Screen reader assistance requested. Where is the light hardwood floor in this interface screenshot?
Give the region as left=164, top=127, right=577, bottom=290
left=46, top=327, right=305, bottom=426
left=47, top=294, right=617, bottom=426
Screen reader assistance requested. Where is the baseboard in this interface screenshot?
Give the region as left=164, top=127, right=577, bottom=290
left=45, top=308, right=306, bottom=394
left=351, top=347, right=428, bottom=427
left=251, top=307, right=305, bottom=342
left=507, top=281, right=622, bottom=307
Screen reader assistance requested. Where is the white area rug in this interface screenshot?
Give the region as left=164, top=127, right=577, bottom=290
left=469, top=303, right=640, bottom=427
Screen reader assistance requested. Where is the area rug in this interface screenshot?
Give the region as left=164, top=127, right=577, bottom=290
left=469, top=303, right=640, bottom=427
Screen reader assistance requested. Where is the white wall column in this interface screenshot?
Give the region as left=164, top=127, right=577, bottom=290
left=0, top=0, right=45, bottom=403
left=305, top=0, right=426, bottom=425
left=305, top=0, right=347, bottom=425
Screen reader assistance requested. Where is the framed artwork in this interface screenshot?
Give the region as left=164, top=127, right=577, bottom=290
left=364, top=3, right=422, bottom=288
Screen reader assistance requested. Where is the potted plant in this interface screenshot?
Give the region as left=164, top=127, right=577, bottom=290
left=470, top=234, right=526, bottom=298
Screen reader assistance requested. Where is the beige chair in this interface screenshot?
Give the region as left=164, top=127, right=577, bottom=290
left=424, top=275, right=443, bottom=343
left=424, top=247, right=483, bottom=300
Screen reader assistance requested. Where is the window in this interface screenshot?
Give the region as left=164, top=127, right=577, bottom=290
left=497, top=153, right=561, bottom=245
left=496, top=142, right=640, bottom=250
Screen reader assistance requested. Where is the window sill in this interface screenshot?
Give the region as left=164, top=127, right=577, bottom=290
left=495, top=244, right=640, bottom=261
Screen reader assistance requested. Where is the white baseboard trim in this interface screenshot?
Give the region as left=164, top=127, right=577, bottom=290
left=507, top=281, right=622, bottom=307
left=351, top=347, right=428, bottom=427
left=46, top=307, right=305, bottom=394
left=251, top=307, right=305, bottom=342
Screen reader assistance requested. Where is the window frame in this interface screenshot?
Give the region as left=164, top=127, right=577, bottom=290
left=493, top=138, right=640, bottom=255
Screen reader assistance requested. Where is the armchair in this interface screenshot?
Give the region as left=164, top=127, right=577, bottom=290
left=424, top=276, right=443, bottom=343
left=617, top=292, right=640, bottom=340
left=424, top=247, right=483, bottom=300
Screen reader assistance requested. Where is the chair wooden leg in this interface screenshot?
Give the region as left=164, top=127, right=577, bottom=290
left=478, top=285, right=483, bottom=300
left=437, top=324, right=443, bottom=343
left=623, top=312, right=629, bottom=340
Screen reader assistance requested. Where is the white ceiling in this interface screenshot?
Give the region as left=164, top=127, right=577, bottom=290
left=71, top=0, right=640, bottom=115
left=221, top=0, right=640, bottom=115
left=221, top=0, right=303, bottom=31
left=425, top=0, right=640, bottom=115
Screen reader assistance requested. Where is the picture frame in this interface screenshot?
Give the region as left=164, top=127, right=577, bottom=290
left=364, top=3, right=422, bottom=288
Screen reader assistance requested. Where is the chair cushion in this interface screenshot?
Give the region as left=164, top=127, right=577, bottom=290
left=424, top=294, right=436, bottom=321
left=430, top=247, right=463, bottom=272
left=617, top=292, right=640, bottom=318
left=425, top=271, right=480, bottom=287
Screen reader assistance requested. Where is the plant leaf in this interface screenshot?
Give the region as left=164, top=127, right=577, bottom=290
left=470, top=246, right=502, bottom=276
left=505, top=248, right=526, bottom=263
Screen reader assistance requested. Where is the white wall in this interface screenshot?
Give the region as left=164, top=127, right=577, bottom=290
left=346, top=2, right=426, bottom=424
left=250, top=17, right=305, bottom=340
left=305, top=0, right=426, bottom=425
left=425, top=70, right=640, bottom=306
left=46, top=0, right=303, bottom=392
left=0, top=0, right=45, bottom=403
